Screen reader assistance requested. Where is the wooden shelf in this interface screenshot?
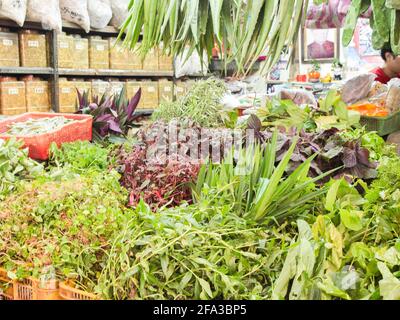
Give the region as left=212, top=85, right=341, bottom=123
left=0, top=67, right=54, bottom=75
left=62, top=21, right=120, bottom=35
left=0, top=18, right=178, bottom=114
left=266, top=80, right=285, bottom=84
left=58, top=69, right=174, bottom=77
left=0, top=19, right=121, bottom=35
left=136, top=109, right=155, bottom=116
left=0, top=19, right=44, bottom=30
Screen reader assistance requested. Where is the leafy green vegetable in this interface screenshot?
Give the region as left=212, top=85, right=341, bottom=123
left=0, top=138, right=43, bottom=199
left=258, top=99, right=312, bottom=131
left=0, top=169, right=128, bottom=291
left=48, top=141, right=110, bottom=173
left=96, top=200, right=292, bottom=300
left=272, top=220, right=316, bottom=300
left=257, top=90, right=360, bottom=132
left=377, top=262, right=400, bottom=300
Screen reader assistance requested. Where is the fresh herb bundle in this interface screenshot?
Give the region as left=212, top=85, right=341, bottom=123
left=152, top=78, right=226, bottom=128
left=48, top=141, right=110, bottom=173
left=0, top=170, right=128, bottom=290
left=113, top=144, right=200, bottom=210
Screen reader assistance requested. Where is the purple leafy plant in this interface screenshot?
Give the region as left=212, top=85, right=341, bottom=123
left=76, top=87, right=142, bottom=143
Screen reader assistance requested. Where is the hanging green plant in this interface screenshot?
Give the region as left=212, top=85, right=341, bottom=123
left=118, top=0, right=308, bottom=77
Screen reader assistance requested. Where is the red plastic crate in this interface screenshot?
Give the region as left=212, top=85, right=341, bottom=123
left=0, top=113, right=93, bottom=160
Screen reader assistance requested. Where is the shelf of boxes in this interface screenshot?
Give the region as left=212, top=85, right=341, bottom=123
left=0, top=18, right=178, bottom=116
left=58, top=69, right=174, bottom=77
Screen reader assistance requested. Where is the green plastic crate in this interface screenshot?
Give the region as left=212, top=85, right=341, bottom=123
left=360, top=110, right=400, bottom=136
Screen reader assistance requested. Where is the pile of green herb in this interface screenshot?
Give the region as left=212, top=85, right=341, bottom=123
left=48, top=141, right=110, bottom=173
left=271, top=169, right=400, bottom=300
left=0, top=170, right=128, bottom=291
left=152, top=78, right=227, bottom=128
left=95, top=200, right=294, bottom=300
left=0, top=138, right=43, bottom=199
left=5, top=117, right=75, bottom=136
left=364, top=156, right=400, bottom=242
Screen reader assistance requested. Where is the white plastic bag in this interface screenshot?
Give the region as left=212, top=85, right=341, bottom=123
left=0, top=0, right=27, bottom=26
left=110, top=0, right=129, bottom=28
left=88, top=0, right=112, bottom=29
left=26, top=0, right=62, bottom=32
left=59, top=0, right=90, bottom=33
left=175, top=48, right=208, bottom=78
left=275, top=88, right=318, bottom=108
left=341, top=73, right=377, bottom=104
left=386, top=78, right=400, bottom=113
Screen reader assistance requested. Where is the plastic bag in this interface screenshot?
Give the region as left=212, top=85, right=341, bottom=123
left=88, top=0, right=112, bottom=29
left=341, top=74, right=377, bottom=104
left=26, top=0, right=62, bottom=32
left=0, top=0, right=27, bottom=26
left=59, top=0, right=90, bottom=33
left=175, top=48, right=208, bottom=78
left=110, top=0, right=129, bottom=28
left=275, top=88, right=318, bottom=108
left=386, top=78, right=400, bottom=113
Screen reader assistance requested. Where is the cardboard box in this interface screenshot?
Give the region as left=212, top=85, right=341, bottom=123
left=143, top=48, right=159, bottom=71
left=158, top=79, right=173, bottom=104
left=58, top=79, right=76, bottom=113
left=126, top=80, right=143, bottom=108
left=25, top=79, right=50, bottom=113
left=140, top=80, right=159, bottom=109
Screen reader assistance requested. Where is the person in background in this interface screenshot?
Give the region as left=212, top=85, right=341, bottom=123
left=372, top=48, right=400, bottom=84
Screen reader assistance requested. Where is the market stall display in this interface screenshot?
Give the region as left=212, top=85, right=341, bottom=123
left=2, top=0, right=400, bottom=304
left=0, top=76, right=399, bottom=301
